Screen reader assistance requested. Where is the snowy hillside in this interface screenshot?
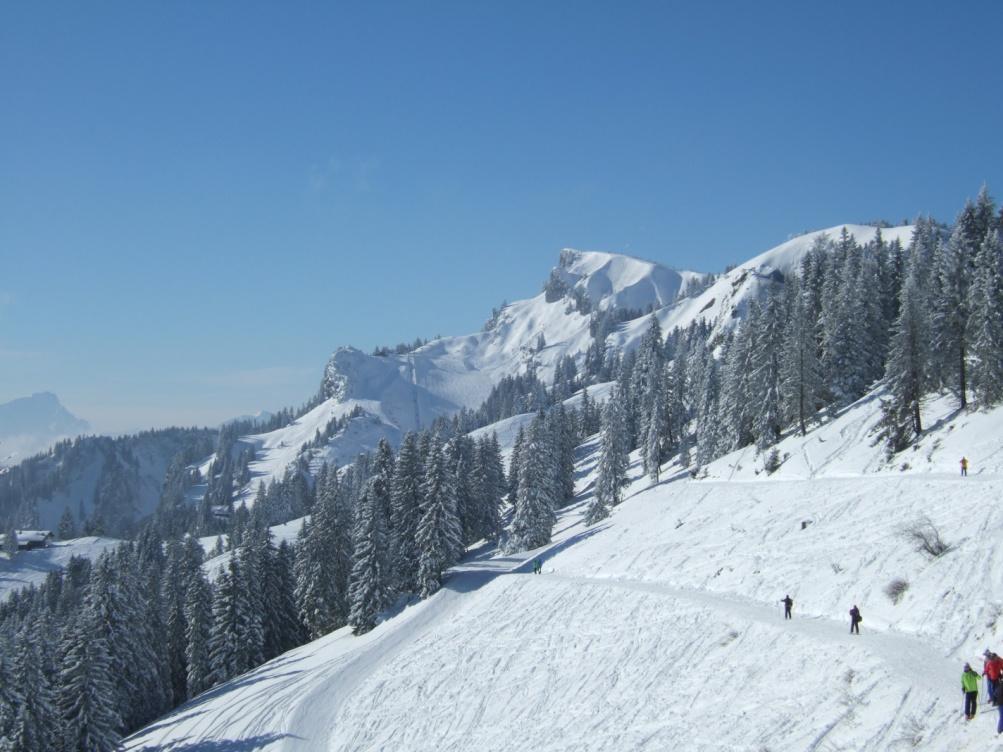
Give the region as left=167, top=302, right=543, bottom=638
left=0, top=392, right=90, bottom=467
left=230, top=224, right=910, bottom=506
left=0, top=536, right=119, bottom=601
left=124, top=382, right=998, bottom=752
left=0, top=428, right=216, bottom=536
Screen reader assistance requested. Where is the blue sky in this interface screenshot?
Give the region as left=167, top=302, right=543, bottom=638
left=2, top=1, right=1001, bottom=432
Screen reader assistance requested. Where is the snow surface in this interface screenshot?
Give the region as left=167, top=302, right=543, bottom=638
left=124, top=381, right=998, bottom=752
left=0, top=536, right=119, bottom=601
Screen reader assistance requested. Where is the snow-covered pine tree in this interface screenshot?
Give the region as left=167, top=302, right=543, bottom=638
left=348, top=478, right=390, bottom=635
left=415, top=442, right=462, bottom=597
left=586, top=387, right=630, bottom=525
left=507, top=425, right=525, bottom=505
left=931, top=199, right=986, bottom=408
left=371, top=438, right=396, bottom=534
left=780, top=277, right=823, bottom=436
left=2, top=529, right=16, bottom=559
left=183, top=567, right=213, bottom=698
left=241, top=523, right=289, bottom=662
left=968, top=228, right=1003, bottom=406
left=633, top=315, right=665, bottom=460
left=719, top=306, right=756, bottom=450
left=552, top=404, right=576, bottom=504
left=751, top=290, right=785, bottom=449
left=208, top=555, right=263, bottom=685
left=694, top=346, right=723, bottom=467
left=470, top=434, right=504, bottom=541
left=447, top=437, right=477, bottom=547
left=643, top=392, right=664, bottom=484
left=855, top=245, right=888, bottom=386
left=161, top=539, right=189, bottom=705
left=58, top=507, right=77, bottom=540
left=10, top=629, right=58, bottom=752
left=294, top=468, right=352, bottom=638
left=879, top=250, right=931, bottom=454
left=87, top=549, right=166, bottom=733
left=508, top=413, right=558, bottom=549
left=57, top=609, right=121, bottom=752
left=390, top=433, right=424, bottom=594
left=617, top=348, right=639, bottom=448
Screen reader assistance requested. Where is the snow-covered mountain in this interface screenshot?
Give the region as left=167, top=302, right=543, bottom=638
left=0, top=392, right=90, bottom=467
left=230, top=224, right=912, bottom=505
left=125, top=382, right=1001, bottom=752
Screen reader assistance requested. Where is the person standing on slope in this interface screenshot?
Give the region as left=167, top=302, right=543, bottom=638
left=780, top=594, right=793, bottom=620
left=985, top=651, right=1003, bottom=704
left=961, top=456, right=969, bottom=476
left=984, top=651, right=994, bottom=704
left=849, top=605, right=862, bottom=634
left=995, top=682, right=1003, bottom=735
left=963, top=663, right=981, bottom=720
left=532, top=558, right=542, bottom=575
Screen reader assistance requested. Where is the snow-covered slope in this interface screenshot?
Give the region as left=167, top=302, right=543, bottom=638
left=0, top=536, right=119, bottom=601
left=126, top=382, right=996, bottom=752
left=0, top=392, right=90, bottom=467
left=231, top=225, right=910, bottom=506
left=609, top=224, right=914, bottom=351
left=0, top=428, right=216, bottom=536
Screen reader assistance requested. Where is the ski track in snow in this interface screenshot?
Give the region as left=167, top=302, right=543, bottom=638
left=126, top=388, right=1003, bottom=752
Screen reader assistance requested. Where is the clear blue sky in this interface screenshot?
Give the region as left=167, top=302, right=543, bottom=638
left=2, top=1, right=1001, bottom=433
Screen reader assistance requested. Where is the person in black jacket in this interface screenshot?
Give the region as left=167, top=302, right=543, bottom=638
left=849, top=605, right=862, bottom=634
left=780, top=595, right=793, bottom=620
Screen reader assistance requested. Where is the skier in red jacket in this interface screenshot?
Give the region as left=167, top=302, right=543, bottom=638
left=984, top=652, right=1003, bottom=705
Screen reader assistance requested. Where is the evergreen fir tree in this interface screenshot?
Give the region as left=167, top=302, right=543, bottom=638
left=751, top=290, right=785, bottom=449
left=879, top=253, right=931, bottom=454
left=348, top=479, right=390, bottom=635
left=508, top=414, right=558, bottom=550
left=208, top=556, right=263, bottom=685
left=780, top=278, right=823, bottom=436
left=390, top=434, right=424, bottom=594
left=968, top=229, right=1003, bottom=406
left=10, top=630, right=57, bottom=752
left=592, top=388, right=630, bottom=513
left=183, top=568, right=213, bottom=698
left=57, top=610, right=121, bottom=752
left=415, top=443, right=462, bottom=597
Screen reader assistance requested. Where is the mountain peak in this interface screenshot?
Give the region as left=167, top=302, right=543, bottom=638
left=0, top=392, right=90, bottom=466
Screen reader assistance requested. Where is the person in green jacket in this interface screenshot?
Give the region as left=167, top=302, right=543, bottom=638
left=963, top=663, right=981, bottom=720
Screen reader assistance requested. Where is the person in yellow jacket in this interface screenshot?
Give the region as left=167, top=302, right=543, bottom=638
left=963, top=663, right=981, bottom=720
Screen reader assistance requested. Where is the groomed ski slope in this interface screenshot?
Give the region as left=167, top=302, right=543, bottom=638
left=126, top=391, right=999, bottom=752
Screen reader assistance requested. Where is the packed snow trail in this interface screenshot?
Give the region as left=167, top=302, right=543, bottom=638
left=537, top=572, right=958, bottom=700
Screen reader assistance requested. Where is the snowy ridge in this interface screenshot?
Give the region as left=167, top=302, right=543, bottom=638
left=230, top=225, right=911, bottom=507
left=125, top=388, right=1002, bottom=752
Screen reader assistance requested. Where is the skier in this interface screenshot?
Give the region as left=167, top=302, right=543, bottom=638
left=780, top=594, right=793, bottom=620
left=961, top=456, right=969, bottom=477
left=963, top=663, right=980, bottom=720
left=984, top=651, right=994, bottom=704
left=532, top=558, right=542, bottom=575
left=985, top=651, right=1003, bottom=704
left=849, top=605, right=862, bottom=634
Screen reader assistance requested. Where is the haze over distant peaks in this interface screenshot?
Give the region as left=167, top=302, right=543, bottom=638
left=0, top=392, right=90, bottom=466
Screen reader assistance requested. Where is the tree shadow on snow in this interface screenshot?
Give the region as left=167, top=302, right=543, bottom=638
left=130, top=732, right=301, bottom=751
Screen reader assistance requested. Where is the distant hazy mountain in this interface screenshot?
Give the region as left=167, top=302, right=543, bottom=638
left=0, top=392, right=91, bottom=466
